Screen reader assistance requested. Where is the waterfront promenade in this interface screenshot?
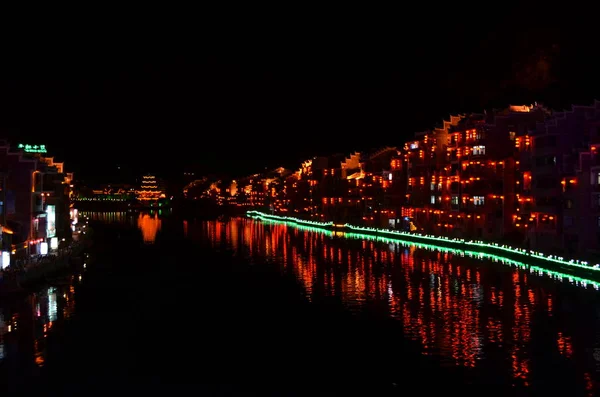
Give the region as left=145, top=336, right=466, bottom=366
left=247, top=210, right=600, bottom=288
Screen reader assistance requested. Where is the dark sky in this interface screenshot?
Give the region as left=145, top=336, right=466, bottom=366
left=0, top=12, right=598, bottom=183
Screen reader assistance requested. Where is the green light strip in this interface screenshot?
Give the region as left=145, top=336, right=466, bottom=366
left=251, top=216, right=334, bottom=237
left=344, top=232, right=599, bottom=289
left=247, top=211, right=334, bottom=228
left=247, top=210, right=600, bottom=289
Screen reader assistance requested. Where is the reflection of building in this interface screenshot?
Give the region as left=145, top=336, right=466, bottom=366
left=79, top=211, right=135, bottom=225
left=137, top=212, right=161, bottom=243
left=203, top=218, right=561, bottom=385
left=136, top=174, right=166, bottom=202
left=0, top=275, right=77, bottom=368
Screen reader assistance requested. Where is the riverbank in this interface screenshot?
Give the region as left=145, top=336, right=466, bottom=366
left=2, top=203, right=595, bottom=395
left=0, top=216, right=93, bottom=294
left=247, top=210, right=600, bottom=286
left=16, top=241, right=86, bottom=288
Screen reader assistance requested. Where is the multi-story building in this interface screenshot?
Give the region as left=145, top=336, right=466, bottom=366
left=0, top=144, right=40, bottom=254
left=359, top=147, right=397, bottom=227
left=184, top=167, right=293, bottom=211
left=396, top=116, right=463, bottom=234
left=236, top=174, right=267, bottom=208
left=382, top=150, right=407, bottom=228
left=390, top=105, right=549, bottom=242
left=0, top=142, right=73, bottom=258
left=201, top=100, right=600, bottom=260
left=528, top=101, right=600, bottom=257
left=37, top=156, right=74, bottom=247
left=282, top=159, right=315, bottom=217
left=569, top=143, right=598, bottom=257
left=316, top=153, right=363, bottom=224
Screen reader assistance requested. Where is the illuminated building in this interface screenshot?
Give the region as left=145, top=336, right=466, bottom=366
left=311, top=153, right=358, bottom=223
left=357, top=147, right=398, bottom=226
left=384, top=151, right=408, bottom=226
left=203, top=179, right=226, bottom=205
left=183, top=177, right=209, bottom=199
left=390, top=116, right=464, bottom=233
left=221, top=167, right=292, bottom=210
left=0, top=144, right=38, bottom=253
left=276, top=149, right=395, bottom=225
left=388, top=106, right=548, bottom=242
left=0, top=143, right=73, bottom=256
left=282, top=159, right=315, bottom=216
left=136, top=174, right=166, bottom=202
left=194, top=100, right=600, bottom=260
left=37, top=156, right=74, bottom=247
left=74, top=183, right=136, bottom=202
left=528, top=101, right=600, bottom=257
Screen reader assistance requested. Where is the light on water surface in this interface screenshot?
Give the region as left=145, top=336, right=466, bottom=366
left=196, top=216, right=600, bottom=392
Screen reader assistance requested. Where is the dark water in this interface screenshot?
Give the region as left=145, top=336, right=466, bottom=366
left=2, top=211, right=600, bottom=395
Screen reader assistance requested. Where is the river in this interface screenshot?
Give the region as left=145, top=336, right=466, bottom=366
left=1, top=210, right=599, bottom=395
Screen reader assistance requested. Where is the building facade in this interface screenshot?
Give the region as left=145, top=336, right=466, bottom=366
left=0, top=143, right=73, bottom=260
left=191, top=101, right=600, bottom=261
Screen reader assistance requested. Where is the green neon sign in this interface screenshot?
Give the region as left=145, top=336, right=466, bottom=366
left=17, top=144, right=47, bottom=153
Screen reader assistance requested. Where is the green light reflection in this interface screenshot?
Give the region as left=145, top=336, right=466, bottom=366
left=250, top=212, right=600, bottom=290
left=250, top=216, right=334, bottom=237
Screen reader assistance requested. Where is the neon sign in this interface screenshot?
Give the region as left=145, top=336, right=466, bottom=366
left=17, top=144, right=47, bottom=153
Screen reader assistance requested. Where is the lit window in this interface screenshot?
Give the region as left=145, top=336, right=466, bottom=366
left=451, top=196, right=459, bottom=205
left=430, top=195, right=435, bottom=204
left=473, top=146, right=486, bottom=155
left=597, top=172, right=600, bottom=185
left=430, top=183, right=435, bottom=191
left=474, top=196, right=485, bottom=206
left=509, top=131, right=516, bottom=140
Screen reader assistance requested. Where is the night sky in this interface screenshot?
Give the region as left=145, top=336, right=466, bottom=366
left=0, top=12, right=598, bottom=184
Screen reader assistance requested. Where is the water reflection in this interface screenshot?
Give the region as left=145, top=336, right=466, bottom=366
left=0, top=276, right=78, bottom=370
left=80, top=211, right=134, bottom=225
left=138, top=212, right=161, bottom=244
left=196, top=217, right=600, bottom=392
